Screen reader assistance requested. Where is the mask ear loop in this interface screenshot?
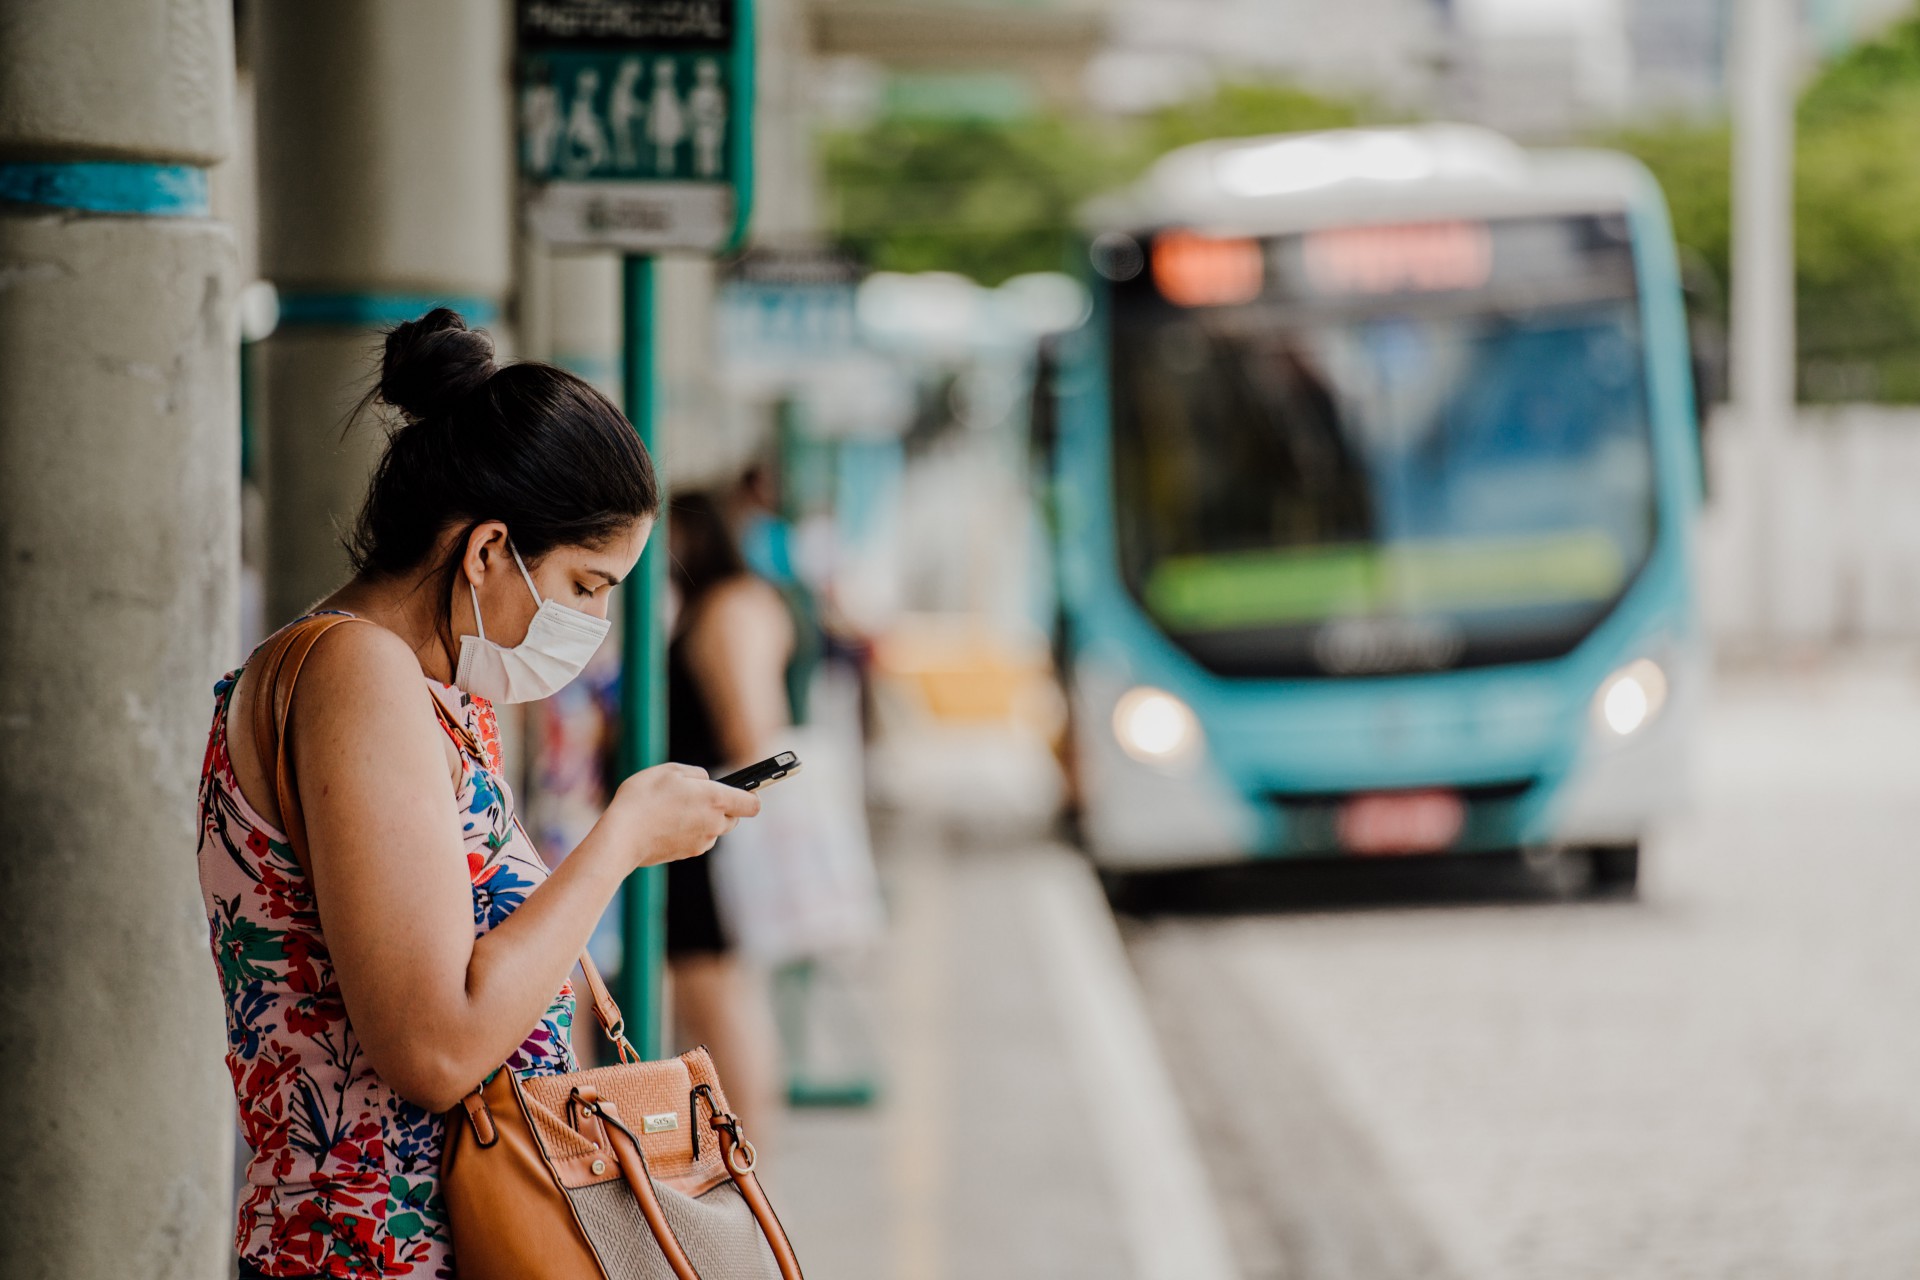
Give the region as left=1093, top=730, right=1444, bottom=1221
left=509, top=541, right=545, bottom=608
left=468, top=538, right=539, bottom=648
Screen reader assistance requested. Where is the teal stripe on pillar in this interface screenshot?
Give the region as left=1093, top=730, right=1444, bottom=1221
left=275, top=293, right=501, bottom=328
left=0, top=162, right=209, bottom=216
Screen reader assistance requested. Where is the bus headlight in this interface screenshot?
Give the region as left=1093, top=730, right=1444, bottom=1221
left=1593, top=658, right=1669, bottom=737
left=1113, top=686, right=1202, bottom=767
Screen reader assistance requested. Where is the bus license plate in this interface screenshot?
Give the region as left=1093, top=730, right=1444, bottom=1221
left=1337, top=790, right=1465, bottom=856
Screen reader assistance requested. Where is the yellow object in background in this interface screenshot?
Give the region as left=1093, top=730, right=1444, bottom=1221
left=872, top=613, right=1065, bottom=737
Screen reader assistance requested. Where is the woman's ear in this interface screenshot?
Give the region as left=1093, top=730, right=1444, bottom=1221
left=460, top=520, right=511, bottom=588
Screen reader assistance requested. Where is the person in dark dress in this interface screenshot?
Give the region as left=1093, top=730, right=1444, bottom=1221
left=665, top=491, right=793, bottom=1131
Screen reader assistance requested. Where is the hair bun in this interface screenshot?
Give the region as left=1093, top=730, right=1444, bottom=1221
left=378, top=308, right=496, bottom=421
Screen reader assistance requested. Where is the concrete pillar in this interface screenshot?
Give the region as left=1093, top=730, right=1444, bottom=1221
left=0, top=3, right=239, bottom=1277
left=549, top=251, right=625, bottom=401
left=1731, top=0, right=1799, bottom=639
left=754, top=0, right=821, bottom=244
left=659, top=255, right=736, bottom=484
left=253, top=0, right=514, bottom=626
left=531, top=249, right=736, bottom=487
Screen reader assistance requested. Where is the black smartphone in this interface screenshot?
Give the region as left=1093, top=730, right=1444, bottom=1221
left=716, top=751, right=802, bottom=793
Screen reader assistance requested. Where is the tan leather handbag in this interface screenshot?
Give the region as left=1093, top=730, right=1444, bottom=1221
left=252, top=614, right=805, bottom=1280
left=442, top=959, right=803, bottom=1280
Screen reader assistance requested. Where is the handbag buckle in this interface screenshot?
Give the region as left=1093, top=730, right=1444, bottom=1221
left=602, top=1017, right=641, bottom=1064
left=690, top=1082, right=757, bottom=1173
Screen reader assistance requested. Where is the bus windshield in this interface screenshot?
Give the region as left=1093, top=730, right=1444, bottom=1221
left=1109, top=213, right=1658, bottom=677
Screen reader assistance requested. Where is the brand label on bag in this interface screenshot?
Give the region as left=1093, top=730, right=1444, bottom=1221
left=643, top=1112, right=680, bottom=1134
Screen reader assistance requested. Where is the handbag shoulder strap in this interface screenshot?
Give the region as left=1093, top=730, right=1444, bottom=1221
left=252, top=613, right=490, bottom=859
left=250, top=612, right=370, bottom=870
left=574, top=950, right=637, bottom=1059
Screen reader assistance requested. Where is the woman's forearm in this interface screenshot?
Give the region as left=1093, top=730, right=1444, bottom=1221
left=319, top=758, right=746, bottom=1113
left=418, top=825, right=634, bottom=1105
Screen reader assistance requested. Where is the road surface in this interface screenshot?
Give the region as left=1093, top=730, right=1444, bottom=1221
left=1127, top=658, right=1920, bottom=1279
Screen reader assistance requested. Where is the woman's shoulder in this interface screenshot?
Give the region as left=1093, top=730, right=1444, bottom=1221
left=222, top=614, right=442, bottom=833
left=250, top=614, right=432, bottom=730
left=700, top=572, right=788, bottom=617
left=689, top=574, right=793, bottom=637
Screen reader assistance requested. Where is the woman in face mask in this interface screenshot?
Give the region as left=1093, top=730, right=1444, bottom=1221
left=195, top=309, right=759, bottom=1280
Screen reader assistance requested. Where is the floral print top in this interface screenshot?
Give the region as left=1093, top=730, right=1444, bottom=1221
left=196, top=616, right=576, bottom=1278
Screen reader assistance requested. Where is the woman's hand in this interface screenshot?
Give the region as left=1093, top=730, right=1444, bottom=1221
left=604, top=763, right=761, bottom=869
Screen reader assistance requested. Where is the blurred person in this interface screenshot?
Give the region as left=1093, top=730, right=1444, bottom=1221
left=729, top=457, right=825, bottom=723
left=530, top=631, right=622, bottom=866
left=197, top=309, right=758, bottom=1279
left=729, top=458, right=789, bottom=578
left=666, top=490, right=793, bottom=1134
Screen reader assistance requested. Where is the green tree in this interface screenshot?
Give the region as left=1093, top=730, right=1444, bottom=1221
left=1606, top=120, right=1731, bottom=303
left=1135, top=82, right=1369, bottom=158
left=820, top=83, right=1382, bottom=285
left=1795, top=10, right=1920, bottom=399
left=821, top=114, right=1124, bottom=282
left=1610, top=7, right=1920, bottom=401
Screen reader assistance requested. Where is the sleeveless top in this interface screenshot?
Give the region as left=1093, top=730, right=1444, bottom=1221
left=665, top=574, right=808, bottom=773
left=196, top=613, right=576, bottom=1279
left=666, top=630, right=724, bottom=772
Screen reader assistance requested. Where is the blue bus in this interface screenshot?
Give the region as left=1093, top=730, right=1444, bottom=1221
left=1033, top=126, right=1705, bottom=891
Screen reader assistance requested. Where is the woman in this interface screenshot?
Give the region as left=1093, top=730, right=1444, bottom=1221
left=197, top=310, right=758, bottom=1279
left=665, top=491, right=796, bottom=1135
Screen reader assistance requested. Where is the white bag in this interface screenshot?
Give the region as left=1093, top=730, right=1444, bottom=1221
left=708, top=723, right=885, bottom=965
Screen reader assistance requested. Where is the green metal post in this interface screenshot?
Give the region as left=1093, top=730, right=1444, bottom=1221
left=619, top=254, right=669, bottom=1059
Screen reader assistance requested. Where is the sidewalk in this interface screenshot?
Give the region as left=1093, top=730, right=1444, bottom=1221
left=760, top=815, right=1239, bottom=1280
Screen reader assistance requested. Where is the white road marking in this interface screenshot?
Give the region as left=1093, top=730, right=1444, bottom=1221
left=889, top=829, right=950, bottom=1280
left=1025, top=852, right=1243, bottom=1280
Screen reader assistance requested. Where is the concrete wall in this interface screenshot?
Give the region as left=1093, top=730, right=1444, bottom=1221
left=1700, top=405, right=1920, bottom=648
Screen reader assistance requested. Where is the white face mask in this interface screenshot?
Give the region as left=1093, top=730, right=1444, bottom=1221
left=454, top=542, right=611, bottom=704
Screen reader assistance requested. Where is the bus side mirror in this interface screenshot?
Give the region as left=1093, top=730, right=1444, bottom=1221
left=1030, top=334, right=1061, bottom=469
left=1687, top=316, right=1728, bottom=428
left=1677, top=252, right=1727, bottom=500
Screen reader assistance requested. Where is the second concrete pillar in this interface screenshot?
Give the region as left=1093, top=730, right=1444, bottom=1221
left=253, top=0, right=514, bottom=624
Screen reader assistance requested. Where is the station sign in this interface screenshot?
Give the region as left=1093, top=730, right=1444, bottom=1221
left=720, top=248, right=864, bottom=364
left=518, top=0, right=752, bottom=252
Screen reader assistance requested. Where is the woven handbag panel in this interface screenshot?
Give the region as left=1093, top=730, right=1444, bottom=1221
left=518, top=1083, right=598, bottom=1163
left=520, top=1050, right=734, bottom=1188
left=566, top=1178, right=782, bottom=1280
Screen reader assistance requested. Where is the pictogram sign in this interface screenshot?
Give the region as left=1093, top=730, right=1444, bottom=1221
left=518, top=0, right=752, bottom=251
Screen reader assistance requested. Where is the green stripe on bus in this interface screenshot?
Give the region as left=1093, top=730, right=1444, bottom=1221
left=1144, top=531, right=1628, bottom=629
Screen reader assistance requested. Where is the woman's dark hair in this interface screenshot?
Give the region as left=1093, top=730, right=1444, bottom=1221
left=668, top=490, right=748, bottom=608
left=347, top=308, right=658, bottom=604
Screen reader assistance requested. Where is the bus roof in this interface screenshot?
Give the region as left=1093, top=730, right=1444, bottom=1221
left=1084, top=124, right=1656, bottom=236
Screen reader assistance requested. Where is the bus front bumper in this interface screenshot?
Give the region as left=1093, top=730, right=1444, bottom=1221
left=1071, top=655, right=1699, bottom=871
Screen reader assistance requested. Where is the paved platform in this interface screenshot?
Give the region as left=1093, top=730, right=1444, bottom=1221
left=763, top=816, right=1236, bottom=1280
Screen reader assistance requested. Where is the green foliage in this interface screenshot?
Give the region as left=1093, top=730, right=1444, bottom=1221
left=827, top=14, right=1920, bottom=401
left=1605, top=120, right=1732, bottom=301
left=820, top=114, right=1125, bottom=282
left=820, top=82, right=1383, bottom=285
left=1799, top=9, right=1920, bottom=122
left=1609, top=7, right=1920, bottom=401
left=1132, top=82, right=1371, bottom=159
left=1794, top=11, right=1920, bottom=399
